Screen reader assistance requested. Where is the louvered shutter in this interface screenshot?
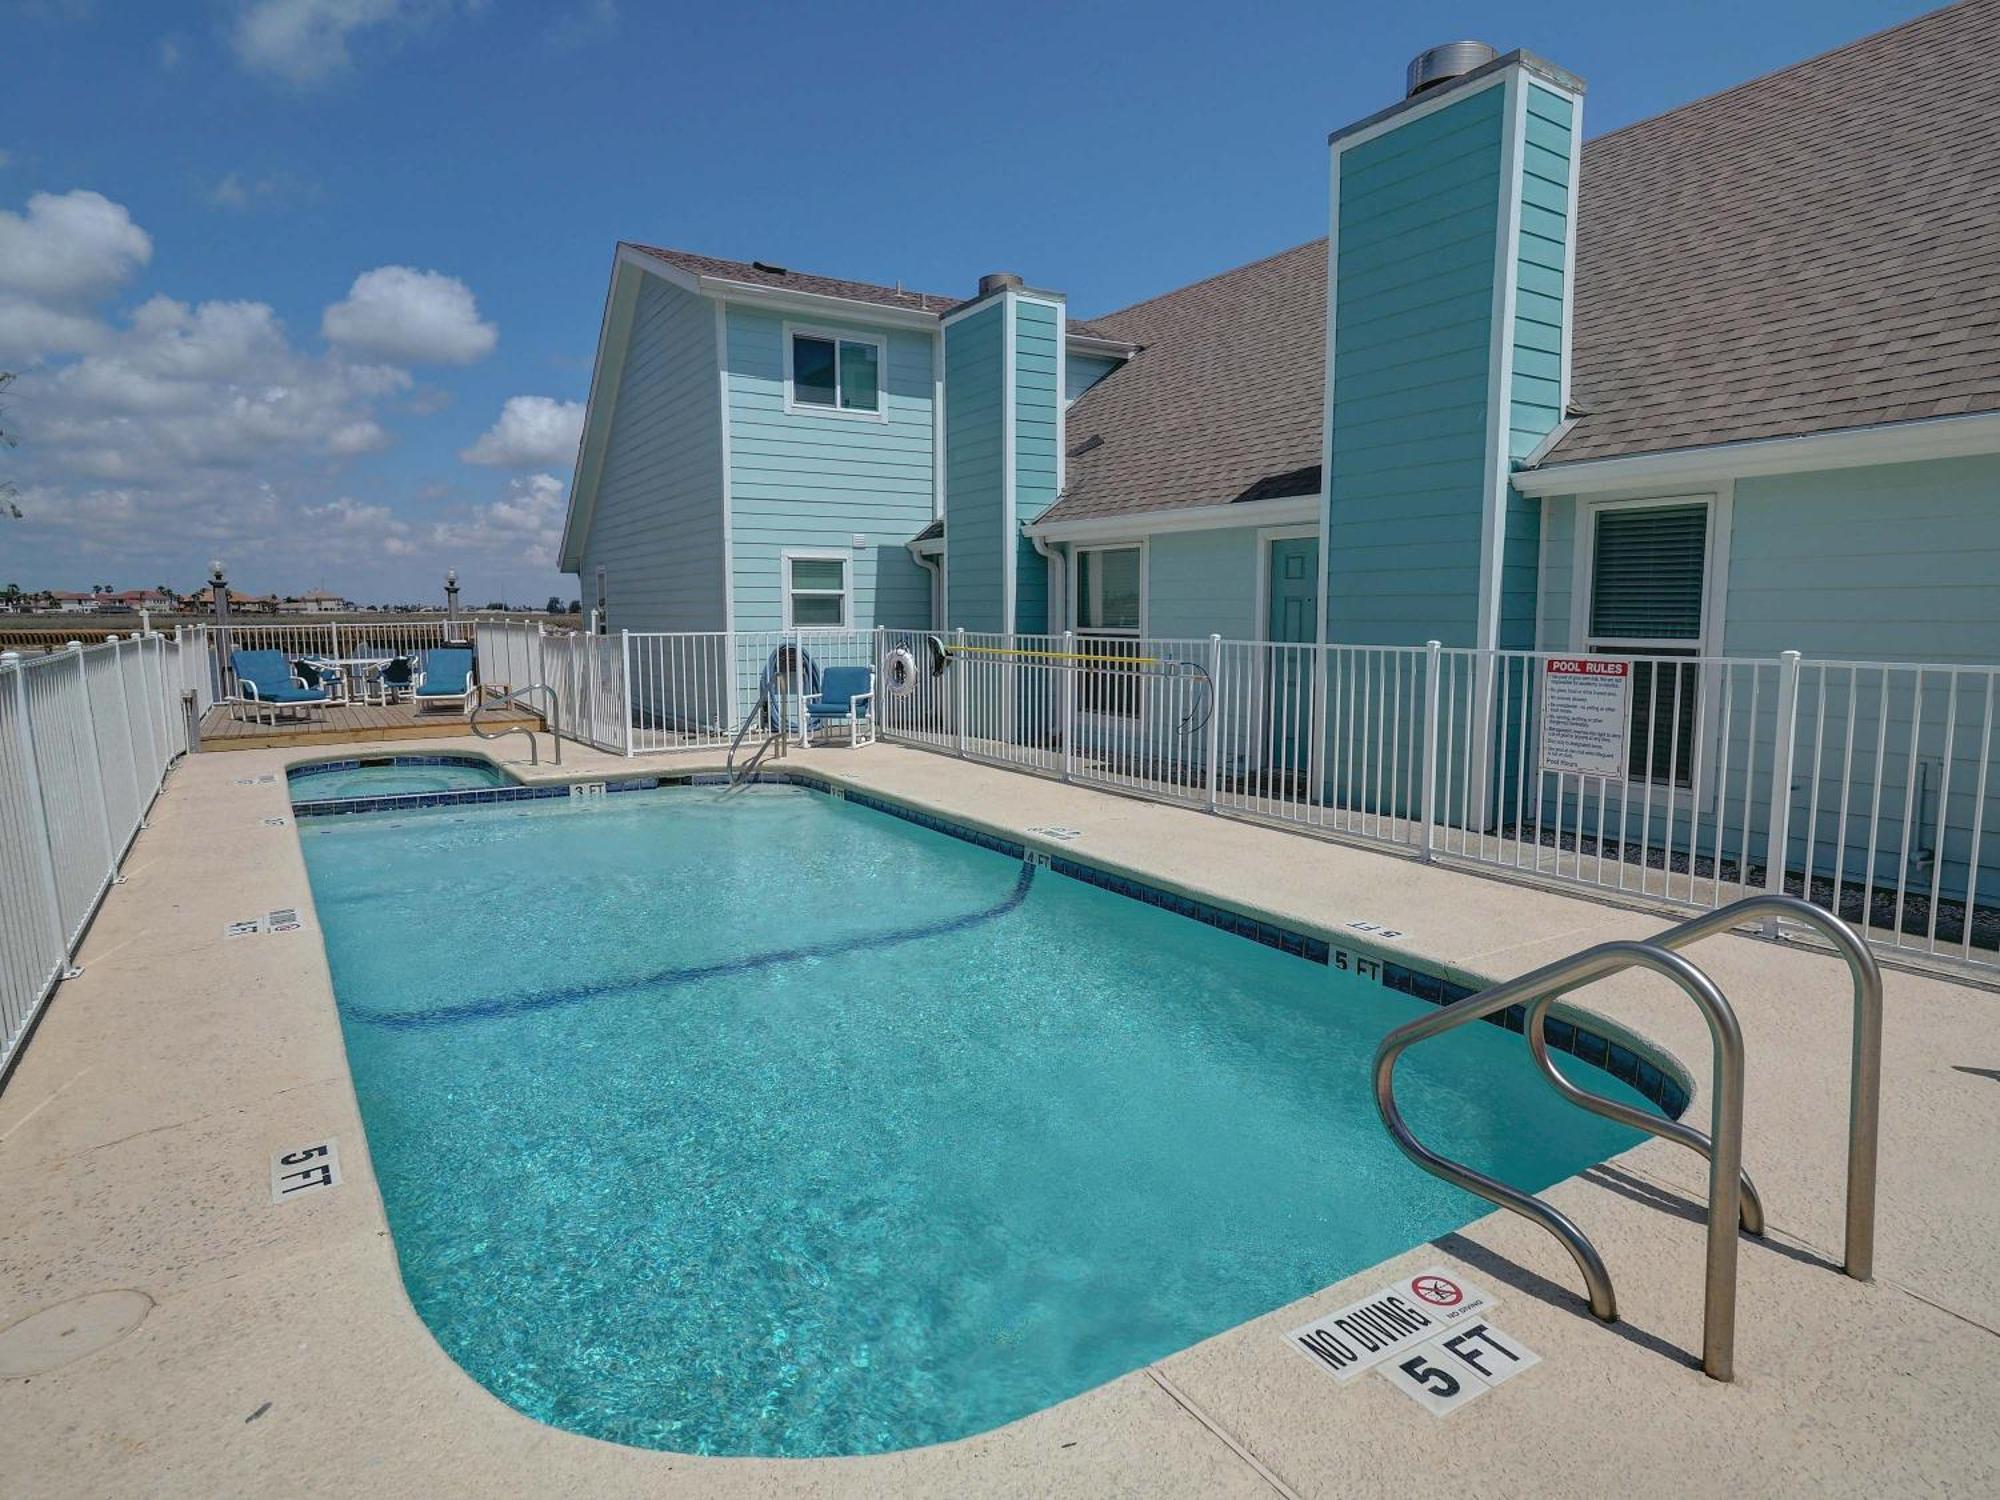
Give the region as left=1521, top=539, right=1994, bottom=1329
left=1588, top=505, right=1707, bottom=641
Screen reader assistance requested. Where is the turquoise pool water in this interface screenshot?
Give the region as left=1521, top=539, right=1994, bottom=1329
left=299, top=785, right=1655, bottom=1458
left=289, top=757, right=513, bottom=802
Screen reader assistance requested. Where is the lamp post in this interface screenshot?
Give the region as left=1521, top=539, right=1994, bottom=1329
left=445, top=568, right=460, bottom=639
left=210, top=560, right=232, bottom=699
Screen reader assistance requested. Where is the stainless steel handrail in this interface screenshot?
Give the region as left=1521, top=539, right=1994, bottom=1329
left=497, top=683, right=563, bottom=766
left=1524, top=892, right=1882, bottom=1279
left=724, top=696, right=785, bottom=785
left=1374, top=940, right=1747, bottom=1380
left=470, top=683, right=561, bottom=767
left=1640, top=893, right=1881, bottom=1281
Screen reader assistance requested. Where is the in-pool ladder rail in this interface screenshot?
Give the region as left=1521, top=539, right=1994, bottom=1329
left=471, top=683, right=562, bottom=766
left=1372, top=893, right=1882, bottom=1384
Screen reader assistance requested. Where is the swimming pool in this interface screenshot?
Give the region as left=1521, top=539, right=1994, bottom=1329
left=288, top=755, right=515, bottom=803
left=300, top=782, right=1662, bottom=1458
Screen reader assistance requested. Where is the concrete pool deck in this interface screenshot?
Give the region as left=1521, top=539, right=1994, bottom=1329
left=2, top=737, right=1996, bottom=1496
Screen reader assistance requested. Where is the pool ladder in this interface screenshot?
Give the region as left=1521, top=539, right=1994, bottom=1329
left=470, top=683, right=562, bottom=767
left=1373, top=893, right=1882, bottom=1383
left=725, top=700, right=786, bottom=786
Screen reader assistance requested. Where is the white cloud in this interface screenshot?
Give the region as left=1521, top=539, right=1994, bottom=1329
left=228, top=1, right=485, bottom=86
left=460, top=394, right=583, bottom=468
left=0, top=189, right=152, bottom=301
left=428, top=472, right=566, bottom=567
left=229, top=0, right=405, bottom=85
left=322, top=265, right=496, bottom=365
left=208, top=172, right=252, bottom=209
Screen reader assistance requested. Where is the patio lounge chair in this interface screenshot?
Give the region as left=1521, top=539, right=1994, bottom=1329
left=413, top=647, right=477, bottom=714
left=293, top=657, right=347, bottom=705
left=800, top=665, right=875, bottom=747
left=231, top=650, right=329, bottom=727
left=365, top=654, right=415, bottom=706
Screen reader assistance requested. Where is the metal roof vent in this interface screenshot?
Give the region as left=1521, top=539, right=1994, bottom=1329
left=978, top=271, right=1024, bottom=297
left=1405, top=41, right=1498, bottom=97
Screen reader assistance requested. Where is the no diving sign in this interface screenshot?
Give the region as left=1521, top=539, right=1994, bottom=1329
left=1287, top=1265, right=1540, bottom=1417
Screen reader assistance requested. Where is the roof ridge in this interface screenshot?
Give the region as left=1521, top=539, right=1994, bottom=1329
left=1085, top=236, right=1327, bottom=324
left=1585, top=0, right=1981, bottom=151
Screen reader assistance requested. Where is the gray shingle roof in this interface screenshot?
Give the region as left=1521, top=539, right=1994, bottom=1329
left=627, top=244, right=960, bottom=314
left=1547, top=0, right=2000, bottom=465
left=1045, top=239, right=1328, bottom=524
left=1041, top=1, right=2000, bottom=521
left=625, top=244, right=1123, bottom=337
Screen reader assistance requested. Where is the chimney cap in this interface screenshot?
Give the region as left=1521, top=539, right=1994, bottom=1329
left=978, top=271, right=1024, bottom=297
left=1405, top=40, right=1498, bottom=97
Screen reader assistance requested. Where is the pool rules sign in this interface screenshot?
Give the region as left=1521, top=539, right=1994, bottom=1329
left=1540, top=658, right=1631, bottom=778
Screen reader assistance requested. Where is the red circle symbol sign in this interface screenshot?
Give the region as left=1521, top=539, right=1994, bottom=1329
left=1411, top=1274, right=1463, bottom=1307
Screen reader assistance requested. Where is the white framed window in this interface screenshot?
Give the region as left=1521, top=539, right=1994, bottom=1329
left=1070, top=543, right=1145, bottom=718
left=1576, top=497, right=1716, bottom=787
left=783, top=323, right=886, bottom=420
left=593, top=566, right=609, bottom=635
left=782, top=552, right=852, bottom=629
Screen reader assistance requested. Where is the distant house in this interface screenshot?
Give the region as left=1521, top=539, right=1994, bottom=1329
left=186, top=586, right=280, bottom=616
left=49, top=591, right=99, bottom=614
left=561, top=2, right=2000, bottom=674
left=279, top=591, right=352, bottom=615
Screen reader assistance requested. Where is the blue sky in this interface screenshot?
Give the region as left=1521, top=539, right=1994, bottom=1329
left=0, top=0, right=1925, bottom=606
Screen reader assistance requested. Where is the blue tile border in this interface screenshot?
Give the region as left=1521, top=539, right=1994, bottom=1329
left=288, top=764, right=1691, bottom=1119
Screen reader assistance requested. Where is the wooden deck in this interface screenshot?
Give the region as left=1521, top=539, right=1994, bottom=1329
left=198, top=700, right=540, bottom=751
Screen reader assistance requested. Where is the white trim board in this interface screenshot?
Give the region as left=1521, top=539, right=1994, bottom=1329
left=1513, top=409, right=2000, bottom=496
left=715, top=300, right=735, bottom=629
left=1027, top=493, right=1321, bottom=544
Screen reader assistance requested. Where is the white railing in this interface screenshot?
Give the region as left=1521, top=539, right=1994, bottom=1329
left=204, top=619, right=468, bottom=701
left=1, top=631, right=204, bottom=1077
left=204, top=617, right=2000, bottom=978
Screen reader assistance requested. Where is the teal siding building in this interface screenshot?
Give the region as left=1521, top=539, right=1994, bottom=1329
left=560, top=7, right=2000, bottom=730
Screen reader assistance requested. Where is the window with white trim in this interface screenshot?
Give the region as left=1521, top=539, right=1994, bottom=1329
left=787, top=330, right=882, bottom=415
left=784, top=555, right=850, bottom=629
left=1074, top=545, right=1142, bottom=717
left=1585, top=502, right=1709, bottom=786
left=593, top=566, right=609, bottom=635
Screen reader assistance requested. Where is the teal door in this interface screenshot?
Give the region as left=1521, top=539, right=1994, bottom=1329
left=1266, top=537, right=1319, bottom=774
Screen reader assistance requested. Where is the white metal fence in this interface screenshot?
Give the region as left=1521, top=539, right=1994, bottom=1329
left=1, top=631, right=209, bottom=1076
left=513, top=626, right=2000, bottom=976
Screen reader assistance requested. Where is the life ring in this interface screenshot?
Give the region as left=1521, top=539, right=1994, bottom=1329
left=883, top=646, right=919, bottom=697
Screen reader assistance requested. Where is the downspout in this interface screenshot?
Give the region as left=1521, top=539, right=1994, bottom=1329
left=906, top=540, right=944, bottom=632
left=1029, top=530, right=1064, bottom=634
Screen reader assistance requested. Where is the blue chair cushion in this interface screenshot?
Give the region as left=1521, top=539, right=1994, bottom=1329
left=415, top=648, right=474, bottom=695
left=231, top=650, right=328, bottom=703
left=810, top=666, right=874, bottom=715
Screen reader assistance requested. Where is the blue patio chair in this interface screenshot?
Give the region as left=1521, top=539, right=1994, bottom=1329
left=801, top=665, right=876, bottom=747
left=231, top=650, right=329, bottom=727
left=365, top=654, right=415, bottom=706
left=292, top=657, right=348, bottom=705
left=413, top=647, right=477, bottom=714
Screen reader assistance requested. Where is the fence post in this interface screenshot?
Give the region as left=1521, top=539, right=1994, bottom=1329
left=1061, top=629, right=1076, bottom=782
left=954, top=627, right=968, bottom=758
left=107, top=636, right=146, bottom=818
left=872, top=626, right=886, bottom=740
left=1205, top=634, right=1223, bottom=812
left=4, top=652, right=73, bottom=970
left=69, top=641, right=117, bottom=868
left=1764, top=649, right=1803, bottom=924
left=619, top=629, right=634, bottom=757
left=1421, top=640, right=1442, bottom=861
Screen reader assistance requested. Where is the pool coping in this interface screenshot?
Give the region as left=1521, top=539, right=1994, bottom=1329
left=4, top=735, right=1997, bottom=1496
